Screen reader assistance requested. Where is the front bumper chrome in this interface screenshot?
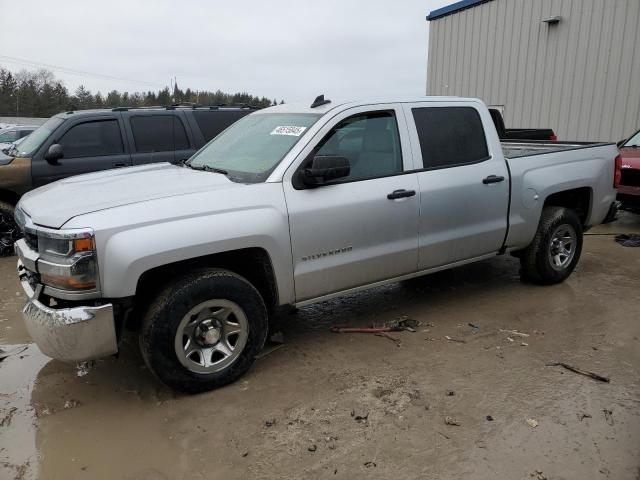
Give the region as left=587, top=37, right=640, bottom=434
left=18, top=260, right=118, bottom=363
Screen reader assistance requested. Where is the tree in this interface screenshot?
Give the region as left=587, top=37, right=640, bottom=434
left=0, top=65, right=275, bottom=116
left=74, top=85, right=93, bottom=110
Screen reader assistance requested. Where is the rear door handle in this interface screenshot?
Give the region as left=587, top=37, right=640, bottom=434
left=113, top=162, right=127, bottom=168
left=482, top=175, right=505, bottom=184
left=387, top=189, right=416, bottom=200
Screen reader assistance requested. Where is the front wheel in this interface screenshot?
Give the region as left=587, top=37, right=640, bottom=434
left=140, top=269, right=268, bottom=393
left=519, top=206, right=583, bottom=285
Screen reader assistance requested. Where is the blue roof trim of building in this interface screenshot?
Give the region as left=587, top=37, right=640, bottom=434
left=426, top=0, right=493, bottom=21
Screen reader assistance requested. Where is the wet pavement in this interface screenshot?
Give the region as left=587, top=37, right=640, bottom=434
left=0, top=212, right=639, bottom=480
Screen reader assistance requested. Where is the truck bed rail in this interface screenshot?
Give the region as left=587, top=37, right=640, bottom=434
left=502, top=140, right=613, bottom=159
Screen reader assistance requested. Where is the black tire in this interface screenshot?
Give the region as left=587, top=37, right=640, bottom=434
left=0, top=201, right=19, bottom=257
left=519, top=206, right=583, bottom=285
left=140, top=268, right=268, bottom=394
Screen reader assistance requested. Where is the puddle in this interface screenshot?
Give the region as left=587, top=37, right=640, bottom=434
left=0, top=343, right=50, bottom=480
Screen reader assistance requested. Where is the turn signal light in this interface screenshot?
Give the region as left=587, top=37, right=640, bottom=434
left=74, top=237, right=94, bottom=252
left=614, top=154, right=622, bottom=188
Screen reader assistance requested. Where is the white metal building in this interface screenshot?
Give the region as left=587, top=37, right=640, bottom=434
left=426, top=0, right=640, bottom=141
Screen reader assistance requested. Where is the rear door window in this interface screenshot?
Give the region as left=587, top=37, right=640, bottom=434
left=59, top=120, right=124, bottom=158
left=193, top=110, right=250, bottom=141
left=130, top=115, right=189, bottom=152
left=412, top=107, right=489, bottom=169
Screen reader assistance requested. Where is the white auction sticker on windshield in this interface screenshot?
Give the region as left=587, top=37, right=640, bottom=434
left=270, top=126, right=307, bottom=136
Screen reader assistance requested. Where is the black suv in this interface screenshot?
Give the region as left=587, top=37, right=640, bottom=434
left=0, top=105, right=258, bottom=252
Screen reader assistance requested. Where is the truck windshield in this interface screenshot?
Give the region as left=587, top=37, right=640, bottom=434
left=188, top=113, right=321, bottom=183
left=623, top=131, right=640, bottom=147
left=14, top=117, right=64, bottom=157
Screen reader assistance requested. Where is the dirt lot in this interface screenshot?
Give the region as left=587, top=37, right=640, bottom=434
left=1, top=212, right=639, bottom=480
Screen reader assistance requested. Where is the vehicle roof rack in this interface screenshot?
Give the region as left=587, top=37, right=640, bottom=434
left=310, top=94, right=331, bottom=108
left=111, top=104, right=262, bottom=112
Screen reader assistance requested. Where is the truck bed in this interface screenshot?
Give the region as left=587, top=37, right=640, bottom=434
left=501, top=140, right=612, bottom=159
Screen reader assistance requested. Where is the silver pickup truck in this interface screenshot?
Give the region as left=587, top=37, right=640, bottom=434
left=13, top=96, right=620, bottom=392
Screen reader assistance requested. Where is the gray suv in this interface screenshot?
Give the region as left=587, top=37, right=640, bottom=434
left=0, top=105, right=258, bottom=252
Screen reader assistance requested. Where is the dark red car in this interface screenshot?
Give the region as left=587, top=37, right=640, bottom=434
left=617, top=129, right=640, bottom=210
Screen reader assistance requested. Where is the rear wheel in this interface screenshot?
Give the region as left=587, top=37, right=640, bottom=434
left=0, top=201, right=18, bottom=257
left=519, top=206, right=583, bottom=285
left=140, top=269, right=268, bottom=393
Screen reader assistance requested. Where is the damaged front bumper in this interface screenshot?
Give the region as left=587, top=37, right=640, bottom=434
left=17, top=259, right=118, bottom=363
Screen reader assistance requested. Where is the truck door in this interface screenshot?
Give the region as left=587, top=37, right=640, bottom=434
left=125, top=112, right=193, bottom=165
left=32, top=114, right=132, bottom=186
left=402, top=102, right=509, bottom=269
left=283, top=104, right=420, bottom=303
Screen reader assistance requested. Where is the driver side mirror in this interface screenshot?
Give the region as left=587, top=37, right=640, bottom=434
left=299, top=155, right=350, bottom=187
left=44, top=144, right=64, bottom=164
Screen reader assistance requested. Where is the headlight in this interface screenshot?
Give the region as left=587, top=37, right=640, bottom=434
left=38, top=235, right=94, bottom=257
left=36, top=229, right=99, bottom=291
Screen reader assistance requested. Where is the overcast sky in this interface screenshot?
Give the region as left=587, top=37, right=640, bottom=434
left=1, top=0, right=451, bottom=103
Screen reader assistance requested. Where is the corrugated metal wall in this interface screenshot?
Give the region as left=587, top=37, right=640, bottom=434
left=427, top=0, right=640, bottom=141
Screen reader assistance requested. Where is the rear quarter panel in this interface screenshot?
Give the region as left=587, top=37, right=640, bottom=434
left=506, top=144, right=618, bottom=249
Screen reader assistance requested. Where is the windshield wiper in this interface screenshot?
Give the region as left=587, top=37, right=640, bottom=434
left=183, top=162, right=228, bottom=175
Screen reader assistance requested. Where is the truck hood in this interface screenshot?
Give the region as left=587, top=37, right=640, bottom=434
left=19, top=163, right=241, bottom=228
left=620, top=147, right=640, bottom=168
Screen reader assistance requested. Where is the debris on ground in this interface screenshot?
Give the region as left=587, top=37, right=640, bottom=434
left=374, top=332, right=401, bottom=347
left=364, top=461, right=377, bottom=468
left=603, top=409, right=614, bottom=426
left=0, top=407, right=17, bottom=427
left=577, top=413, right=592, bottom=421
left=468, top=323, right=480, bottom=333
left=614, top=233, right=640, bottom=247
left=499, top=329, right=529, bottom=337
left=0, top=345, right=28, bottom=362
left=521, top=342, right=529, bottom=347
left=351, top=410, right=369, bottom=423
left=444, top=335, right=466, bottom=343
left=444, top=416, right=461, bottom=426
left=75, top=361, right=94, bottom=377
left=526, top=418, right=539, bottom=428
left=530, top=470, right=548, bottom=479
left=546, top=362, right=610, bottom=383
left=324, top=436, right=338, bottom=450
left=63, top=399, right=81, bottom=410
left=391, top=316, right=421, bottom=332
left=446, top=390, right=455, bottom=396
left=331, top=316, right=421, bottom=334
left=486, top=415, right=494, bottom=421
left=307, top=444, right=317, bottom=452
left=264, top=419, right=276, bottom=427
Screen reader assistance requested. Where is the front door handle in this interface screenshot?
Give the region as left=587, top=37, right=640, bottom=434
left=113, top=162, right=127, bottom=168
left=387, top=189, right=416, bottom=200
left=482, top=175, right=505, bottom=184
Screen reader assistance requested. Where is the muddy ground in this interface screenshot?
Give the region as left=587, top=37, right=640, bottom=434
left=1, top=213, right=639, bottom=480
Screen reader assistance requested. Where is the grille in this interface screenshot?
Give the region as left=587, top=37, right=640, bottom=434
left=620, top=168, right=640, bottom=187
